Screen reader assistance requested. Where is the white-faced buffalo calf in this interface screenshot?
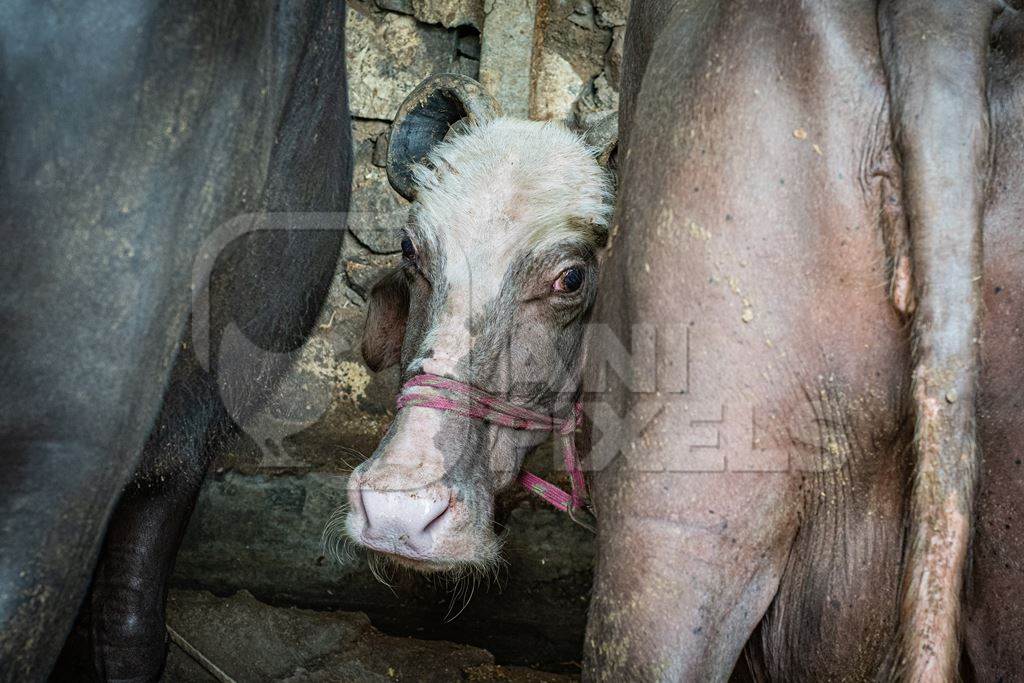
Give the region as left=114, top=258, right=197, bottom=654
left=337, top=74, right=615, bottom=573
left=0, top=3, right=352, bottom=680
left=346, top=3, right=1024, bottom=681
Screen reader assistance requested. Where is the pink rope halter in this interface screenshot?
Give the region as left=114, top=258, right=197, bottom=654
left=396, top=373, right=594, bottom=531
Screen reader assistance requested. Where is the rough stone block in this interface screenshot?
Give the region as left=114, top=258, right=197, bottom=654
left=346, top=7, right=458, bottom=120
left=375, top=0, right=415, bottom=14
left=458, top=30, right=482, bottom=59
left=593, top=0, right=628, bottom=27
left=456, top=55, right=481, bottom=78
left=162, top=590, right=572, bottom=681
left=411, top=0, right=484, bottom=28
left=348, top=135, right=407, bottom=254
left=538, top=0, right=611, bottom=87
left=479, top=0, right=537, bottom=118
left=532, top=48, right=584, bottom=121
left=574, top=72, right=619, bottom=127
left=605, top=24, right=625, bottom=88
left=568, top=1, right=598, bottom=30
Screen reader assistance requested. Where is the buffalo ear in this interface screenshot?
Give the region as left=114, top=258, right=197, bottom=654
left=583, top=111, right=619, bottom=172
left=361, top=268, right=409, bottom=372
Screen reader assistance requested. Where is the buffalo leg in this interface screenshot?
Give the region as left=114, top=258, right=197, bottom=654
left=585, top=472, right=798, bottom=680
left=0, top=443, right=141, bottom=681
left=965, top=7, right=1024, bottom=676
left=89, top=366, right=224, bottom=683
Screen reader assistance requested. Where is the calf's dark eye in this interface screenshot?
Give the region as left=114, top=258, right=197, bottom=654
left=554, top=266, right=584, bottom=293
left=401, top=237, right=416, bottom=260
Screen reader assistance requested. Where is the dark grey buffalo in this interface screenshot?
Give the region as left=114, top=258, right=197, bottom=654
left=0, top=3, right=351, bottom=680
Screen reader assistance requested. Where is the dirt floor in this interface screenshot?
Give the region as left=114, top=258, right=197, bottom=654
left=54, top=589, right=578, bottom=682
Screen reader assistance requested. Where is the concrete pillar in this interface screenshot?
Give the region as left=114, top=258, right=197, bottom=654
left=478, top=0, right=538, bottom=119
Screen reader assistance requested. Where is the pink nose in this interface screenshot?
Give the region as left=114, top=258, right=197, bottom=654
left=357, top=488, right=452, bottom=554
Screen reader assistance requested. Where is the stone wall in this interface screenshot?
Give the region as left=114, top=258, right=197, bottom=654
left=172, top=0, right=627, bottom=669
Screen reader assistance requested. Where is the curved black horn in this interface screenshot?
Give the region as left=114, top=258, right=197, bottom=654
left=386, top=73, right=502, bottom=201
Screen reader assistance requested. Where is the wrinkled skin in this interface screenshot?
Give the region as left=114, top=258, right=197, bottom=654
left=584, top=0, right=1023, bottom=679
left=0, top=2, right=351, bottom=680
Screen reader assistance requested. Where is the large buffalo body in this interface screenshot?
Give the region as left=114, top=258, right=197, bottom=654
left=0, top=2, right=351, bottom=680
left=586, top=0, right=1022, bottom=679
